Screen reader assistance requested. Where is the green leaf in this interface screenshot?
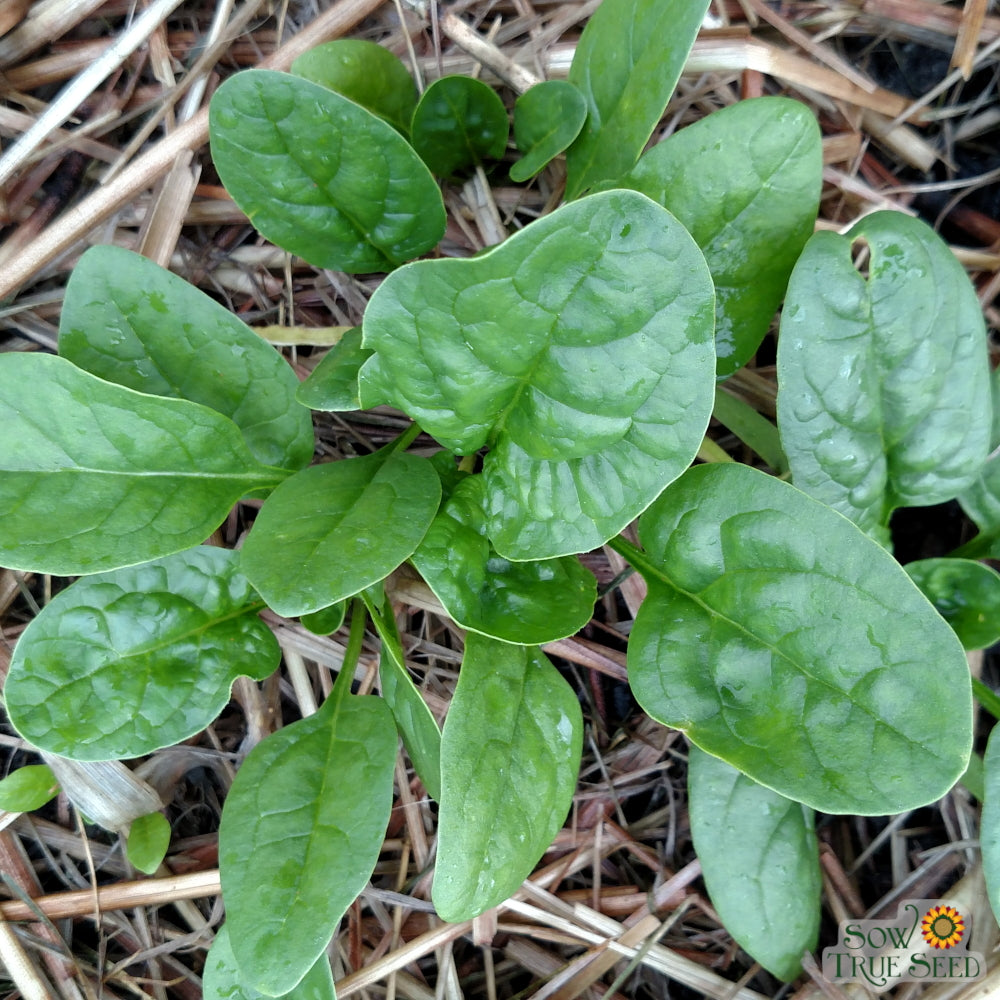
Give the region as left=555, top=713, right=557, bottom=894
left=688, top=746, right=820, bottom=982
left=300, top=601, right=347, bottom=636
left=292, top=39, right=417, bottom=135
left=240, top=450, right=441, bottom=617
left=777, top=212, right=992, bottom=541
left=713, top=387, right=788, bottom=475
left=0, top=353, right=283, bottom=575
left=209, top=70, right=445, bottom=272
left=59, top=245, right=314, bottom=471
left=5, top=547, right=280, bottom=760
left=624, top=462, right=972, bottom=815
left=127, top=811, right=171, bottom=874
left=619, top=97, right=821, bottom=377
left=203, top=925, right=336, bottom=1000
left=510, top=81, right=587, bottom=182
left=296, top=328, right=371, bottom=412
left=412, top=474, right=597, bottom=644
left=410, top=76, right=509, bottom=177
left=221, top=691, right=396, bottom=996
left=564, top=0, right=711, bottom=199
left=433, top=635, right=582, bottom=922
left=359, top=190, right=716, bottom=560
left=905, top=558, right=1000, bottom=650
left=981, top=725, right=1000, bottom=924
left=0, top=765, right=59, bottom=812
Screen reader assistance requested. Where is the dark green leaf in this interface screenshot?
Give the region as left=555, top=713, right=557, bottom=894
left=296, top=328, right=371, bottom=412
left=0, top=765, right=59, bottom=812
left=510, top=81, right=587, bottom=182
left=625, top=463, right=971, bottom=815
left=5, top=547, right=280, bottom=760
left=210, top=70, right=445, bottom=272
left=905, top=558, right=1000, bottom=650
left=127, top=811, right=171, bottom=874
left=300, top=601, right=347, bottom=636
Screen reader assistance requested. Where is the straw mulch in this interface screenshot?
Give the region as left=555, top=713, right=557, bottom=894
left=2, top=0, right=1000, bottom=997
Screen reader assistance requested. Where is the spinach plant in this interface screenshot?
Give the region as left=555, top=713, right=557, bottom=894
left=1, top=0, right=996, bottom=992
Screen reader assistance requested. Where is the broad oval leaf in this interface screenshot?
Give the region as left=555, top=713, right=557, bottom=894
left=210, top=70, right=445, bottom=272
left=296, top=328, right=371, bottom=412
left=0, top=353, right=283, bottom=575
left=626, top=463, right=972, bottom=815
left=412, top=474, right=597, bottom=644
left=906, top=558, right=1000, bottom=650
left=777, top=212, right=992, bottom=542
left=359, top=190, right=716, bottom=560
left=0, top=765, right=59, bottom=812
left=981, top=725, right=1000, bottom=925
left=60, top=245, right=314, bottom=471
left=240, top=450, right=441, bottom=616
left=5, top=547, right=280, bottom=760
left=564, top=0, right=711, bottom=199
left=510, top=81, right=587, bottom=183
left=688, top=746, right=821, bottom=982
left=221, top=691, right=396, bottom=995
left=127, top=811, right=171, bottom=874
left=292, top=39, right=417, bottom=135
left=433, top=635, right=582, bottom=922
left=410, top=76, right=509, bottom=177
left=619, top=97, right=821, bottom=377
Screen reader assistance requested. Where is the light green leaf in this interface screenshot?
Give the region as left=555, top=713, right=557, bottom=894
left=777, top=212, right=991, bottom=542
left=688, top=746, right=820, bottom=982
left=210, top=70, right=445, bottom=272
left=412, top=475, right=597, bottom=644
left=625, top=463, right=972, bottom=815
left=0, top=765, right=59, bottom=812
left=5, top=547, right=280, bottom=760
left=410, top=76, right=509, bottom=177
left=906, top=558, right=1000, bottom=650
left=359, top=190, right=716, bottom=560
left=221, top=691, right=396, bottom=996
left=564, top=0, right=711, bottom=199
left=296, top=328, right=371, bottom=412
left=619, top=97, right=821, bottom=377
left=292, top=39, right=417, bottom=135
left=240, top=450, right=441, bottom=617
left=982, top=726, right=1000, bottom=924
left=433, top=636, right=582, bottom=922
left=0, top=353, right=283, bottom=575
left=127, top=811, right=171, bottom=874
left=59, top=245, right=314, bottom=471
left=510, top=81, right=587, bottom=182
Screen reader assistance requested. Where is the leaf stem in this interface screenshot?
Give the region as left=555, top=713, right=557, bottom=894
left=695, top=436, right=734, bottom=464
left=388, top=422, right=422, bottom=454
left=973, top=677, right=1000, bottom=721
left=606, top=533, right=660, bottom=582
left=332, top=596, right=367, bottom=706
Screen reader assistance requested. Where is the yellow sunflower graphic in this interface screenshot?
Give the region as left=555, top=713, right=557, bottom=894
left=921, top=906, right=965, bottom=949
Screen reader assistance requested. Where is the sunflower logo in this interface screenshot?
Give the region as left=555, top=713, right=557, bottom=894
left=921, top=905, right=965, bottom=949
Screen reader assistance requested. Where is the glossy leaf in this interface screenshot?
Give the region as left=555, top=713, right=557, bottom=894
left=292, top=39, right=417, bottom=135
left=240, top=450, right=441, bottom=616
left=510, top=81, right=587, bottom=182
left=564, top=0, right=711, bottom=198
left=300, top=601, right=347, bottom=636
left=5, top=547, right=280, bottom=760
left=433, top=635, right=582, bottom=921
left=359, top=190, right=716, bottom=560
left=60, top=245, right=313, bottom=471
left=412, top=474, right=597, bottom=644
left=688, top=746, right=820, bottom=981
left=0, top=765, right=59, bottom=812
left=619, top=97, right=821, bottom=377
left=127, top=811, right=171, bottom=874
left=625, top=463, right=972, bottom=815
left=0, top=353, right=282, bottom=575
left=777, top=212, right=991, bottom=542
left=906, top=558, right=1000, bottom=650
left=296, top=328, right=371, bottom=412
left=210, top=70, right=445, bottom=272
left=410, top=76, right=509, bottom=177
left=221, top=691, right=396, bottom=995
left=982, top=725, right=1000, bottom=924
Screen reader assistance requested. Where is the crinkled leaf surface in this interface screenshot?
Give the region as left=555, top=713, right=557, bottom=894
left=127, top=811, right=171, bottom=874
left=240, top=450, right=440, bottom=616
left=0, top=765, right=59, bottom=812
left=412, top=474, right=597, bottom=643
left=210, top=70, right=445, bottom=272
left=296, top=328, right=371, bottom=412
left=410, top=76, right=509, bottom=177
left=564, top=0, right=710, bottom=198
left=688, top=746, right=820, bottom=981
left=60, top=245, right=313, bottom=471
left=0, top=354, right=283, bottom=575
left=982, top=726, right=1000, bottom=924
left=359, top=190, right=716, bottom=560
left=5, top=547, right=280, bottom=760
left=292, top=39, right=416, bottom=135
left=777, top=212, right=991, bottom=542
left=626, top=463, right=971, bottom=815
left=433, top=635, right=582, bottom=922
left=618, top=97, right=821, bottom=377
left=221, top=691, right=396, bottom=995
left=510, top=81, right=587, bottom=182
left=906, top=558, right=1000, bottom=651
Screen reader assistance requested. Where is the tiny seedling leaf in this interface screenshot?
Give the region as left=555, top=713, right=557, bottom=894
left=296, top=328, right=372, bottom=412
left=510, top=81, right=587, bottom=182
left=906, top=558, right=1000, bottom=651
left=127, top=811, right=171, bottom=874
left=0, top=765, right=59, bottom=812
